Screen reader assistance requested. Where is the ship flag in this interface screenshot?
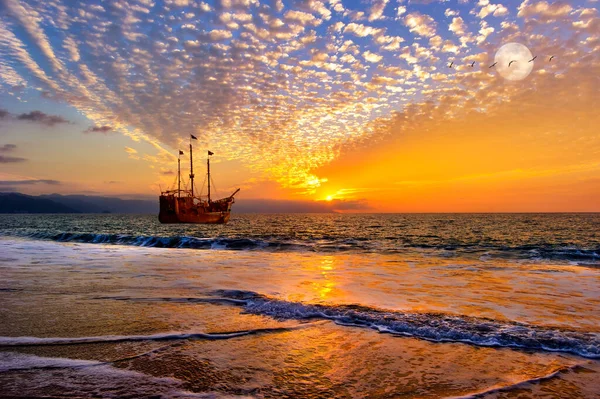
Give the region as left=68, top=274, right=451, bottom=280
left=208, top=151, right=214, bottom=156
left=179, top=150, right=184, bottom=155
left=191, top=134, right=198, bottom=140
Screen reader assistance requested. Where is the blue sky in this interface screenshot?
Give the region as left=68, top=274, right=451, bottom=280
left=0, top=0, right=598, bottom=210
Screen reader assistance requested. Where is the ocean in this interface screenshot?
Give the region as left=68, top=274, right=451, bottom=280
left=0, top=213, right=599, bottom=398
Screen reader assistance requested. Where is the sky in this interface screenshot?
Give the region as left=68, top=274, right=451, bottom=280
left=0, top=0, right=598, bottom=212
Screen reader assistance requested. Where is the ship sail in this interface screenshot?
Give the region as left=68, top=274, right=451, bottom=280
left=158, top=136, right=239, bottom=224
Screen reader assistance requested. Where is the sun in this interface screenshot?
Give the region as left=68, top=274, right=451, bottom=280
left=325, top=195, right=333, bottom=201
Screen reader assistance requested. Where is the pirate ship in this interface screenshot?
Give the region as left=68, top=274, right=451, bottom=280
left=159, top=135, right=239, bottom=224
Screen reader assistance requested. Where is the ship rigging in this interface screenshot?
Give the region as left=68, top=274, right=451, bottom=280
left=158, top=135, right=239, bottom=224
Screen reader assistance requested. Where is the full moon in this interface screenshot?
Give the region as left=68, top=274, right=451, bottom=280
left=494, top=42, right=534, bottom=81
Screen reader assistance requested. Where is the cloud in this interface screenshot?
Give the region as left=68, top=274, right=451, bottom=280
left=85, top=125, right=113, bottom=134
left=0, top=179, right=60, bottom=185
left=17, top=111, right=69, bottom=126
left=325, top=198, right=371, bottom=211
left=368, top=0, right=390, bottom=22
left=208, top=29, right=233, bottom=41
left=449, top=17, right=467, bottom=36
left=125, top=146, right=140, bottom=160
left=0, top=155, right=27, bottom=163
left=233, top=198, right=371, bottom=213
left=404, top=12, right=437, bottom=37
left=363, top=50, right=383, bottom=63
left=477, top=2, right=509, bottom=19
left=344, top=23, right=385, bottom=37
left=284, top=10, right=317, bottom=24
left=441, top=40, right=460, bottom=54
left=0, top=144, right=17, bottom=153
left=2, top=0, right=64, bottom=74
left=517, top=0, right=573, bottom=21
left=0, top=0, right=597, bottom=199
left=476, top=20, right=494, bottom=44
left=0, top=144, right=26, bottom=163
left=397, top=6, right=407, bottom=17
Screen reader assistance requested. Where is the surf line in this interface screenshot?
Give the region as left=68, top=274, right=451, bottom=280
left=445, top=363, right=590, bottom=399
left=0, top=345, right=176, bottom=374
left=0, top=322, right=325, bottom=348
left=92, top=291, right=600, bottom=359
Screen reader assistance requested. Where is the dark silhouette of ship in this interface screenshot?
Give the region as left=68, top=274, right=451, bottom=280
left=159, top=136, right=239, bottom=224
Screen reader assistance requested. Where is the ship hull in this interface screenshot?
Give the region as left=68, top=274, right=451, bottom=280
left=158, top=194, right=233, bottom=224
left=158, top=210, right=230, bottom=224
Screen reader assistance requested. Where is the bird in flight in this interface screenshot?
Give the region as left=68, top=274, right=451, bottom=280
left=529, top=56, right=537, bottom=62
left=549, top=55, right=555, bottom=61
left=508, top=60, right=517, bottom=67
left=469, top=61, right=475, bottom=67
left=489, top=62, right=497, bottom=68
left=448, top=61, right=453, bottom=68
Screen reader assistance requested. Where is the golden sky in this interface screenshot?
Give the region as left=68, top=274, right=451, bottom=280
left=0, top=0, right=598, bottom=211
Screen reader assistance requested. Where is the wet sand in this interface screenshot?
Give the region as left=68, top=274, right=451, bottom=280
left=1, top=238, right=599, bottom=398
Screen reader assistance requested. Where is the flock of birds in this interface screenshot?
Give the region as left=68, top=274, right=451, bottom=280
left=448, top=55, right=555, bottom=69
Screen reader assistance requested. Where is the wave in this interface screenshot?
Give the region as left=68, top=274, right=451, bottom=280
left=3, top=290, right=599, bottom=359
left=0, top=352, right=105, bottom=372
left=12, top=231, right=319, bottom=252
left=89, top=291, right=600, bottom=359
left=0, top=325, right=312, bottom=347
left=446, top=364, right=585, bottom=399
left=0, top=352, right=255, bottom=399
left=208, top=290, right=600, bottom=359
left=2, top=231, right=599, bottom=262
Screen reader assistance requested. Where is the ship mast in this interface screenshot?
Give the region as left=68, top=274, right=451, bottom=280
left=189, top=136, right=195, bottom=197
left=178, top=155, right=181, bottom=198
left=206, top=151, right=215, bottom=202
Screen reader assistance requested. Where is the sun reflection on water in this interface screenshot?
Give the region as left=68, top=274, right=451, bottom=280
left=314, top=256, right=337, bottom=300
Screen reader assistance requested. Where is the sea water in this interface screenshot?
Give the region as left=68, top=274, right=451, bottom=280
left=0, top=213, right=599, bottom=398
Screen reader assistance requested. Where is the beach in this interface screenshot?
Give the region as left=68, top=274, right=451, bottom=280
left=0, top=214, right=599, bottom=398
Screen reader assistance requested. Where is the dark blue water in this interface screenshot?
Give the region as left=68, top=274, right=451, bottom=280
left=0, top=213, right=598, bottom=263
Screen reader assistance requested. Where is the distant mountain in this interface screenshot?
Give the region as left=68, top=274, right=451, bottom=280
left=0, top=193, right=358, bottom=214
left=0, top=193, right=157, bottom=214
left=40, top=194, right=157, bottom=214
left=0, top=193, right=79, bottom=213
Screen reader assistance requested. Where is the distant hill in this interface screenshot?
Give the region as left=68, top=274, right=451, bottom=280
left=0, top=193, right=157, bottom=214
left=0, top=193, right=359, bottom=214
left=40, top=194, right=157, bottom=214
left=0, top=193, right=79, bottom=213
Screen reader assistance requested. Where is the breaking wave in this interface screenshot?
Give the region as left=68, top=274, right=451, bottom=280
left=210, top=290, right=599, bottom=359
left=3, top=231, right=599, bottom=263
left=3, top=290, right=599, bottom=358
left=85, top=291, right=600, bottom=359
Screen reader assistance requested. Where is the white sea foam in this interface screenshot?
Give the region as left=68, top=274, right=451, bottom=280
left=444, top=363, right=585, bottom=399
left=0, top=324, right=313, bottom=347
left=0, top=352, right=257, bottom=398
left=213, top=290, right=600, bottom=359
left=0, top=351, right=103, bottom=372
